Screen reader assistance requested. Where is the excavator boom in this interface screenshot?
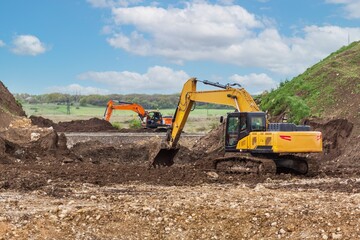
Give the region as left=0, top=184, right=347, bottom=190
left=104, top=100, right=173, bottom=129
left=168, top=78, right=260, bottom=148
left=104, top=100, right=147, bottom=122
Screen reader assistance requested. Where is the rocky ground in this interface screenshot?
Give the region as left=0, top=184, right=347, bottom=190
left=0, top=116, right=359, bottom=239
left=1, top=178, right=360, bottom=240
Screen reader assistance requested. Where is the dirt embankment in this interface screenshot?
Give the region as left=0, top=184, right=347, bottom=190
left=304, top=118, right=360, bottom=176
left=0, top=81, right=26, bottom=131
left=30, top=116, right=117, bottom=132
left=305, top=118, right=354, bottom=160
left=0, top=81, right=26, bottom=117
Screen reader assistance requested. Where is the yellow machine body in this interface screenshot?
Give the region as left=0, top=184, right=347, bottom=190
left=236, top=131, right=323, bottom=153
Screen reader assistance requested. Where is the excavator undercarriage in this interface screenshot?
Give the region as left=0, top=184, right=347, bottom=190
left=153, top=148, right=319, bottom=176
left=212, top=154, right=318, bottom=176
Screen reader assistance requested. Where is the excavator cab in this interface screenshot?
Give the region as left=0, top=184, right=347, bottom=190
left=225, top=112, right=266, bottom=151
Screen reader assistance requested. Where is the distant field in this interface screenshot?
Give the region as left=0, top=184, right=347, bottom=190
left=23, top=103, right=232, bottom=132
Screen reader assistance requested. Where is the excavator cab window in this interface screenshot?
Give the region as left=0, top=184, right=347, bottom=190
left=250, top=115, right=266, bottom=131
left=225, top=115, right=240, bottom=148
left=148, top=111, right=161, bottom=123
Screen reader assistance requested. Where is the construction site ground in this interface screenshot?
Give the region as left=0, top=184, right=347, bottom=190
left=1, top=82, right=360, bottom=239
left=1, top=124, right=360, bottom=239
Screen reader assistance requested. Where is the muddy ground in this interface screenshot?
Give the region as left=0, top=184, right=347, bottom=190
left=0, top=115, right=359, bottom=239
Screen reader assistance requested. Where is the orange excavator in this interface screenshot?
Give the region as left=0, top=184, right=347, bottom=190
left=103, top=100, right=172, bottom=129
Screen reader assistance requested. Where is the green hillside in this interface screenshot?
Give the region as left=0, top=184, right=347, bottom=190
left=259, top=41, right=360, bottom=124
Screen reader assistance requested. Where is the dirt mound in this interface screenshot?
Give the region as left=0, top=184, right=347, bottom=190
left=30, top=116, right=117, bottom=132
left=0, top=80, right=26, bottom=129
left=192, top=123, right=225, bottom=157
left=182, top=123, right=226, bottom=168
left=0, top=81, right=26, bottom=117
left=305, top=118, right=353, bottom=160
left=304, top=118, right=360, bottom=176
left=30, top=115, right=56, bottom=128
left=56, top=118, right=116, bottom=132
left=30, top=115, right=168, bottom=133
left=71, top=139, right=152, bottom=165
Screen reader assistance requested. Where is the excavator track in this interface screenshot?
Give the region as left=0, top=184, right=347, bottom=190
left=300, top=157, right=319, bottom=176
left=213, top=156, right=277, bottom=175
left=212, top=154, right=319, bottom=176
left=271, top=154, right=319, bottom=176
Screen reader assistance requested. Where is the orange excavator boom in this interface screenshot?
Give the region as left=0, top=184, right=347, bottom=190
left=103, top=100, right=147, bottom=122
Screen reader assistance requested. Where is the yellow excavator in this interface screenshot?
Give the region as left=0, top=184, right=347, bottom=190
left=104, top=100, right=172, bottom=128
left=152, top=78, right=322, bottom=175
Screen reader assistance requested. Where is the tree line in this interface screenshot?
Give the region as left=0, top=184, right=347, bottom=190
left=14, top=93, right=231, bottom=109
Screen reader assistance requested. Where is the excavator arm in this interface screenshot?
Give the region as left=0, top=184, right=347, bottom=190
left=104, top=100, right=147, bottom=122
left=168, top=77, right=260, bottom=148
left=153, top=77, right=261, bottom=166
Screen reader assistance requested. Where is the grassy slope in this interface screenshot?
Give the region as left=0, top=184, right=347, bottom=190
left=259, top=41, right=360, bottom=124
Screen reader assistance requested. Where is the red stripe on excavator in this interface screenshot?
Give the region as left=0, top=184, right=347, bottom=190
left=280, top=135, right=292, bottom=141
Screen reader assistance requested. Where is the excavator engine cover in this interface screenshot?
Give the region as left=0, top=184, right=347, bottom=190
left=152, top=148, right=179, bottom=167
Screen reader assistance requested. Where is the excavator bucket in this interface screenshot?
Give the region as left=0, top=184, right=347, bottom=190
left=151, top=148, right=179, bottom=167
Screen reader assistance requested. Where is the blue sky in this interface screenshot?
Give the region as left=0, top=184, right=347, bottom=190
left=0, top=0, right=359, bottom=95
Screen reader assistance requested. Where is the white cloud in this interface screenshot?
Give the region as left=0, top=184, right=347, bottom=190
left=47, top=84, right=110, bottom=95
left=229, top=73, right=277, bottom=94
left=0, top=40, right=5, bottom=47
left=103, top=2, right=360, bottom=76
left=11, top=35, right=48, bottom=56
left=77, top=66, right=190, bottom=93
left=326, top=0, right=360, bottom=19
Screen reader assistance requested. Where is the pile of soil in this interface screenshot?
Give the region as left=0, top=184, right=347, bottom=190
left=305, top=118, right=354, bottom=161
left=192, top=123, right=225, bottom=157
left=70, top=139, right=155, bottom=165
left=173, top=123, right=227, bottom=168
left=0, top=81, right=26, bottom=130
left=305, top=118, right=360, bottom=176
left=0, top=81, right=26, bottom=117
left=30, top=116, right=117, bottom=132
left=30, top=115, right=168, bottom=133
left=29, top=115, right=56, bottom=128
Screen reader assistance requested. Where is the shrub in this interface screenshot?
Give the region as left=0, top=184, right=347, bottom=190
left=112, top=122, right=122, bottom=130
left=129, top=119, right=142, bottom=129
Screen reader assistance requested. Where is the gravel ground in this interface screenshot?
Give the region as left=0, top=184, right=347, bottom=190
left=0, top=179, right=360, bottom=240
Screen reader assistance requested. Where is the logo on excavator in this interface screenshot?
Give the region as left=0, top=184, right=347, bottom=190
left=280, top=135, right=292, bottom=141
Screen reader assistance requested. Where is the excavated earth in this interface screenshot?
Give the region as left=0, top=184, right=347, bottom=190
left=1, top=81, right=360, bottom=239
